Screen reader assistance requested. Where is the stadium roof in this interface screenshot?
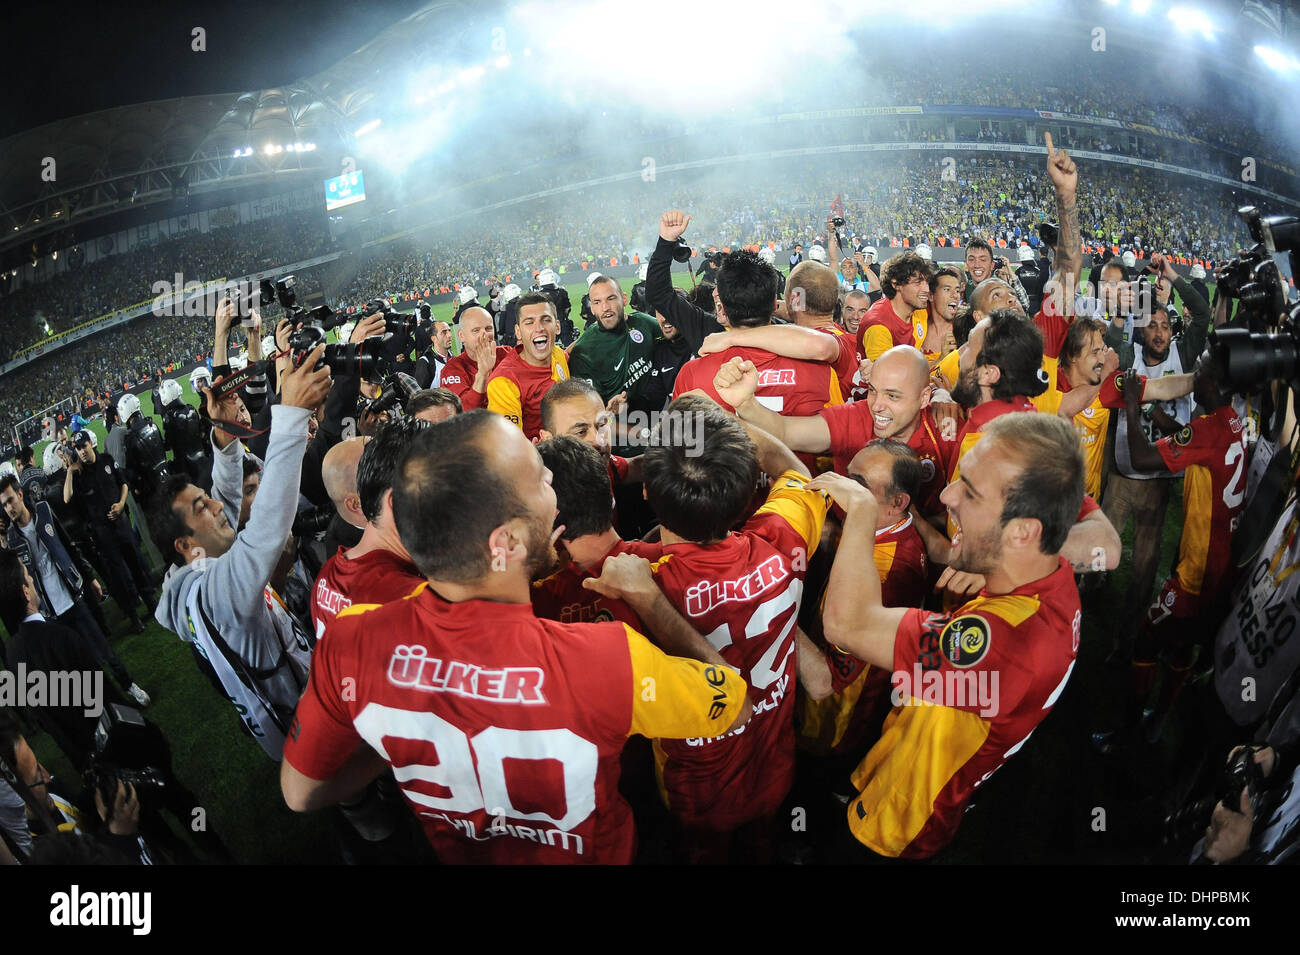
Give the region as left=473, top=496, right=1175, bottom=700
left=0, top=1, right=464, bottom=254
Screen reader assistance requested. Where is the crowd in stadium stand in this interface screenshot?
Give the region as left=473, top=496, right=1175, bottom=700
left=0, top=212, right=332, bottom=355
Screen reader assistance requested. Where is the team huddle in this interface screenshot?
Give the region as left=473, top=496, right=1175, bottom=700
left=270, top=137, right=1252, bottom=864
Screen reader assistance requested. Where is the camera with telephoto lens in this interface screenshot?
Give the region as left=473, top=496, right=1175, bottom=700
left=288, top=324, right=390, bottom=381
left=82, top=703, right=169, bottom=811
left=291, top=506, right=335, bottom=538
left=363, top=298, right=426, bottom=340
left=364, top=372, right=421, bottom=418
left=1207, top=205, right=1300, bottom=389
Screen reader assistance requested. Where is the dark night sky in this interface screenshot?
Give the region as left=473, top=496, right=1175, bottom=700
left=0, top=0, right=436, bottom=138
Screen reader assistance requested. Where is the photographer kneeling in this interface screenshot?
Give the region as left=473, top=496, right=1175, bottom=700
left=150, top=345, right=333, bottom=761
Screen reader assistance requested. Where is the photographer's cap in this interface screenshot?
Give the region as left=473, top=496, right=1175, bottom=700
left=586, top=272, right=604, bottom=288
left=72, top=429, right=92, bottom=447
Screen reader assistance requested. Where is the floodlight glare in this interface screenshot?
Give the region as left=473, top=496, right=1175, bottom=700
left=1168, top=6, right=1215, bottom=37
left=355, top=119, right=382, bottom=138
left=1255, top=44, right=1300, bottom=72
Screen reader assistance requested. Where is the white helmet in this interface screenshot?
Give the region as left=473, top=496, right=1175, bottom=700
left=1189, top=264, right=1206, bottom=280
left=537, top=268, right=558, bottom=288
left=501, top=283, right=522, bottom=305
left=158, top=379, right=183, bottom=408
left=0, top=461, right=16, bottom=481
left=337, top=321, right=356, bottom=344
left=190, top=366, right=213, bottom=392
left=229, top=352, right=249, bottom=372
left=862, top=245, right=878, bottom=258
left=1121, top=250, right=1137, bottom=270
left=458, top=286, right=477, bottom=305
left=43, top=443, right=64, bottom=474
left=586, top=272, right=604, bottom=288
left=117, top=392, right=142, bottom=424
left=915, top=244, right=933, bottom=261
left=808, top=244, right=828, bottom=264
left=757, top=246, right=775, bottom=265
left=637, top=263, right=648, bottom=281
left=1017, top=244, right=1035, bottom=262
left=262, top=335, right=276, bottom=356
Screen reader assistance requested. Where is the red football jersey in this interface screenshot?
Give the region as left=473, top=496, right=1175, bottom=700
left=311, top=546, right=426, bottom=643
left=531, top=539, right=644, bottom=630
left=1155, top=406, right=1248, bottom=599
left=623, top=470, right=830, bottom=831
left=486, top=345, right=570, bottom=439
left=672, top=345, right=843, bottom=415
left=1032, top=309, right=1070, bottom=361
left=820, top=403, right=956, bottom=518
left=812, top=323, right=860, bottom=399
left=440, top=346, right=512, bottom=411
left=284, top=587, right=748, bottom=864
left=847, top=557, right=1081, bottom=858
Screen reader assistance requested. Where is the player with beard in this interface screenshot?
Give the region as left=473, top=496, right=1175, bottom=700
left=312, top=421, right=428, bottom=641
left=858, top=252, right=931, bottom=361
left=282, top=412, right=750, bottom=864
left=440, top=307, right=511, bottom=412
left=487, top=294, right=571, bottom=440
left=568, top=276, right=660, bottom=407
left=933, top=277, right=1024, bottom=391
left=810, top=412, right=1084, bottom=860
left=715, top=346, right=955, bottom=522
left=618, top=396, right=831, bottom=861
left=1048, top=318, right=1191, bottom=500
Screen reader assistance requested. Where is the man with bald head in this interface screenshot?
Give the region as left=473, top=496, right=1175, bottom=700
left=439, top=306, right=512, bottom=411
left=310, top=421, right=425, bottom=640
left=715, top=345, right=955, bottom=520
left=696, top=260, right=859, bottom=398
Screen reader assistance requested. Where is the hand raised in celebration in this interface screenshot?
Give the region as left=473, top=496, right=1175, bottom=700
left=1044, top=132, right=1077, bottom=196
left=659, top=210, right=692, bottom=243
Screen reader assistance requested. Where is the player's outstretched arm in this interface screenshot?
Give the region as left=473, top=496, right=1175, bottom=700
left=1062, top=506, right=1122, bottom=573
left=714, top=356, right=832, bottom=453
left=734, top=417, right=809, bottom=480
left=697, top=324, right=838, bottom=363
left=807, top=472, right=908, bottom=670
left=1122, top=369, right=1167, bottom=472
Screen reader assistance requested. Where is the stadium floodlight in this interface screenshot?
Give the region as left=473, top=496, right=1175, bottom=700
left=355, top=119, right=382, bottom=138
left=457, top=65, right=486, bottom=84
left=1168, top=6, right=1215, bottom=38
left=1255, top=44, right=1300, bottom=73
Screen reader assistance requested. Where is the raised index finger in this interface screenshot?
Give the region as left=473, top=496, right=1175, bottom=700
left=1044, top=131, right=1056, bottom=158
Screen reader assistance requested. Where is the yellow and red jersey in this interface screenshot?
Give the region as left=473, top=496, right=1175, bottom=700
left=486, top=344, right=570, bottom=439
left=1155, top=406, right=1249, bottom=599
left=310, top=546, right=425, bottom=644
left=284, top=585, right=747, bottom=865
left=812, top=323, right=861, bottom=399
left=947, top=395, right=1039, bottom=537
left=846, top=558, right=1081, bottom=858
left=531, top=539, right=644, bottom=631
left=622, top=470, right=830, bottom=832
left=858, top=297, right=925, bottom=361
left=440, top=345, right=513, bottom=411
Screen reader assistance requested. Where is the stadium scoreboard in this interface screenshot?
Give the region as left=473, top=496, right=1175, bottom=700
left=324, top=170, right=366, bottom=211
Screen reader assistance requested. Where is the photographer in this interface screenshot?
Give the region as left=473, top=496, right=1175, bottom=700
left=213, top=297, right=269, bottom=415
left=150, top=344, right=332, bottom=760
left=63, top=430, right=155, bottom=633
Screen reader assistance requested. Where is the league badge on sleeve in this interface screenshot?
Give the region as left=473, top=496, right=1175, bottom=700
left=940, top=615, right=992, bottom=668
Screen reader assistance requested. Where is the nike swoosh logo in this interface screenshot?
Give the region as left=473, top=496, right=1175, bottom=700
left=660, top=366, right=675, bottom=373
left=613, top=357, right=624, bottom=371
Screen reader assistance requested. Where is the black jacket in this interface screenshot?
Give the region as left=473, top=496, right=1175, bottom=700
left=645, top=237, right=723, bottom=357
